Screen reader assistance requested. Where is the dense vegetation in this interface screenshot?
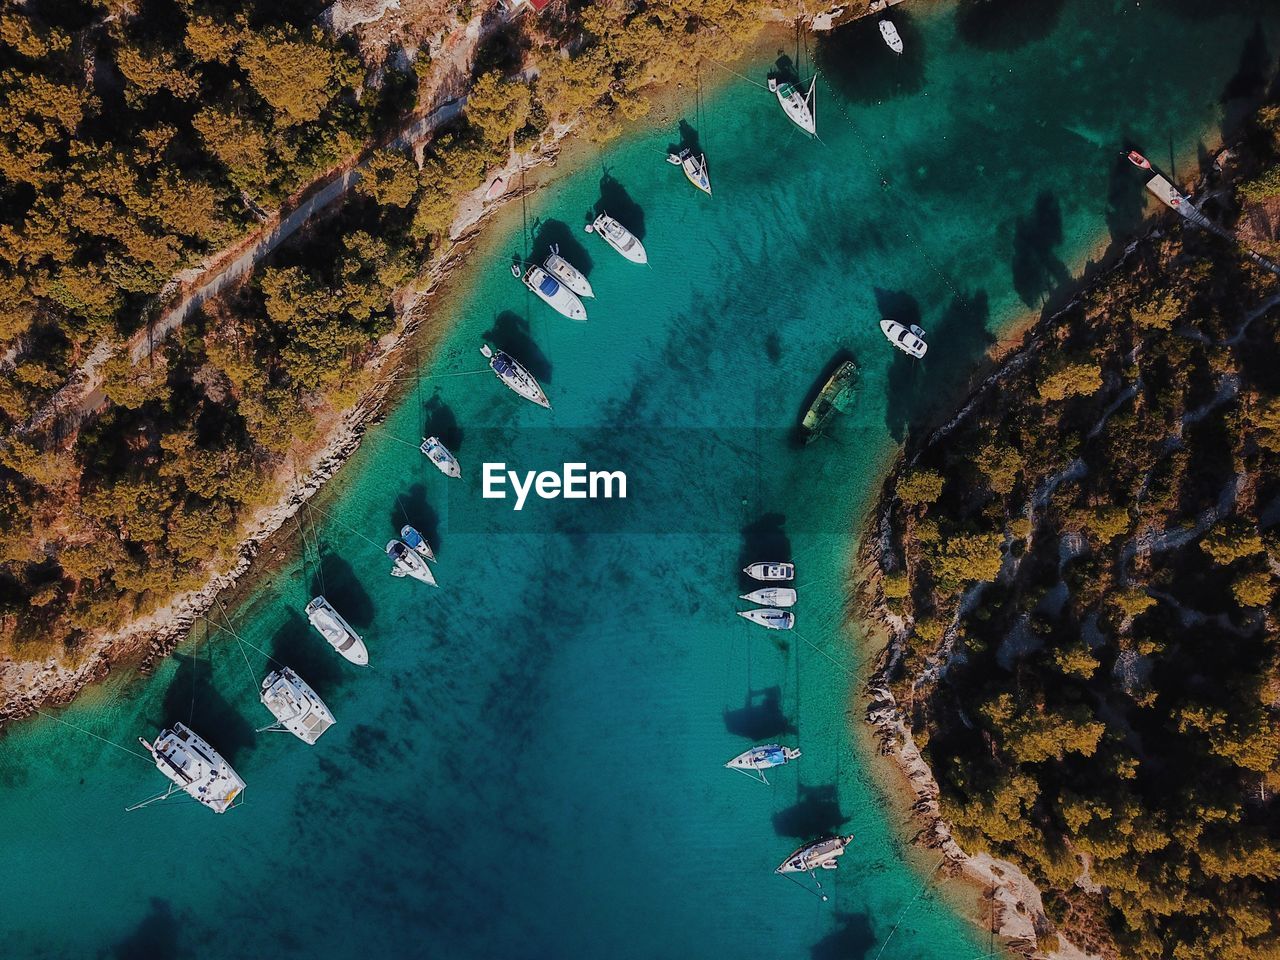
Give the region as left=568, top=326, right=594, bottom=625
left=867, top=109, right=1280, bottom=959
left=0, top=0, right=782, bottom=672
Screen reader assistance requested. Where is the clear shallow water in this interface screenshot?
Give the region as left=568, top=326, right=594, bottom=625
left=3, top=3, right=1278, bottom=958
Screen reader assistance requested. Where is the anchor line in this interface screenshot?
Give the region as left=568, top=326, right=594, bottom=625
left=34, top=709, right=152, bottom=763
left=303, top=503, right=328, bottom=596
left=211, top=592, right=265, bottom=694
left=870, top=862, right=947, bottom=960
left=780, top=868, right=830, bottom=902
left=307, top=499, right=394, bottom=558
left=793, top=630, right=856, bottom=677
left=706, top=57, right=769, bottom=92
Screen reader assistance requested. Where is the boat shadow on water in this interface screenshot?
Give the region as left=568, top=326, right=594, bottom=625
left=529, top=218, right=594, bottom=276
left=809, top=912, right=876, bottom=960
left=111, top=897, right=180, bottom=960
left=422, top=394, right=463, bottom=451
left=723, top=686, right=797, bottom=740
left=484, top=311, right=552, bottom=384
left=815, top=11, right=925, bottom=104
left=590, top=170, right=647, bottom=240
left=390, top=482, right=442, bottom=553
left=158, top=652, right=256, bottom=765
left=310, top=551, right=375, bottom=629
left=737, top=513, right=792, bottom=590
left=669, top=118, right=703, bottom=157
left=268, top=609, right=351, bottom=697
left=768, top=53, right=803, bottom=87
left=772, top=782, right=850, bottom=839
left=953, top=0, right=1066, bottom=52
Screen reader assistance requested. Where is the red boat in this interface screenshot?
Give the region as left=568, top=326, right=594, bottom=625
left=1126, top=150, right=1152, bottom=170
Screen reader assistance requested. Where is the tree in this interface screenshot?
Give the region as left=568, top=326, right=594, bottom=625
left=357, top=149, right=419, bottom=208
left=236, top=26, right=354, bottom=127
left=898, top=468, right=944, bottom=505
left=467, top=72, right=533, bottom=150
left=1039, top=359, right=1103, bottom=401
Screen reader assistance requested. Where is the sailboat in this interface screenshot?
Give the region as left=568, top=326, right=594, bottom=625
left=725, top=743, right=802, bottom=784
left=879, top=318, right=928, bottom=358
left=137, top=722, right=245, bottom=814
left=740, top=587, right=798, bottom=608
left=258, top=668, right=336, bottom=745
left=481, top=342, right=551, bottom=409
left=879, top=19, right=904, bottom=55
left=776, top=835, right=856, bottom=874
left=516, top=263, right=587, bottom=320
left=585, top=213, right=648, bottom=265
left=544, top=245, right=594, bottom=298
left=419, top=436, right=461, bottom=478
left=743, top=561, right=795, bottom=582
left=738, top=607, right=795, bottom=630
left=306, top=596, right=369, bottom=666
left=400, top=524, right=436, bottom=561
left=667, top=147, right=712, bottom=196
left=387, top=539, right=437, bottom=586
left=769, top=76, right=817, bottom=137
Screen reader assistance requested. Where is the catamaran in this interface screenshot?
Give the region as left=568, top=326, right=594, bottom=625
left=738, top=607, right=796, bottom=630
left=517, top=263, right=587, bottom=320
left=776, top=835, right=856, bottom=874
left=481, top=342, right=551, bottom=408
left=743, top=561, right=795, bottom=582
left=258, top=667, right=335, bottom=745
left=400, top=524, right=435, bottom=561
left=740, top=587, right=798, bottom=608
left=545, top=245, right=594, bottom=298
left=667, top=147, right=712, bottom=196
left=585, top=213, right=648, bottom=265
left=306, top=596, right=369, bottom=666
left=801, top=360, right=858, bottom=442
left=879, top=318, right=928, bottom=358
left=419, top=435, right=461, bottom=478
left=136, top=722, right=245, bottom=813
left=387, top=539, right=437, bottom=586
left=769, top=76, right=817, bottom=137
left=879, top=19, right=904, bottom=55
left=726, top=743, right=802, bottom=783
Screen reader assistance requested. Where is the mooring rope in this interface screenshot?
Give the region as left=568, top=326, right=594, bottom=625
left=35, top=709, right=152, bottom=763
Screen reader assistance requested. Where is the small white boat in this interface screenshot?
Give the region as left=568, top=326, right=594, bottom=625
left=585, top=213, right=648, bottom=265
left=738, top=607, right=795, bottom=630
left=544, top=245, right=594, bottom=298
left=419, top=436, right=461, bottom=478
left=258, top=667, right=335, bottom=745
left=481, top=342, right=551, bottom=408
left=137, top=722, right=245, bottom=814
left=400, top=524, right=435, bottom=561
left=387, top=539, right=437, bottom=586
left=740, top=587, right=798, bottom=608
left=519, top=264, right=587, bottom=321
left=880, top=318, right=927, bottom=358
left=768, top=76, right=816, bottom=137
left=776, top=834, right=856, bottom=874
left=667, top=147, right=712, bottom=196
left=879, top=19, right=903, bottom=55
left=726, top=744, right=802, bottom=784
left=743, top=562, right=795, bottom=582
left=306, top=596, right=368, bottom=666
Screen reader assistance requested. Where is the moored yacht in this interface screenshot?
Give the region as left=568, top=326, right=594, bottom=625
left=667, top=147, right=712, bottom=196
left=740, top=587, right=798, bottom=608
left=726, top=743, right=801, bottom=776
left=879, top=19, right=904, bottom=55
left=738, top=607, right=795, bottom=630
left=769, top=76, right=817, bottom=136
left=400, top=524, right=435, bottom=561
left=138, top=721, right=245, bottom=813
left=420, top=436, right=461, bottom=478
left=544, top=246, right=594, bottom=298
left=776, top=834, right=856, bottom=874
left=306, top=596, right=368, bottom=666
left=387, top=539, right=437, bottom=586
left=585, top=213, right=648, bottom=264
left=743, top=561, right=795, bottom=582
left=879, top=318, right=928, bottom=358
left=519, top=263, right=587, bottom=321
left=481, top=342, right=551, bottom=408
left=259, top=667, right=335, bottom=745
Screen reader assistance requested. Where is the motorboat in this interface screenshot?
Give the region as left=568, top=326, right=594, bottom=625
left=800, top=360, right=858, bottom=442
left=738, top=607, right=795, bottom=630
left=138, top=722, right=245, bottom=813
left=743, top=562, right=795, bottom=582
left=400, top=524, right=435, bottom=561
left=776, top=835, right=856, bottom=874
left=259, top=667, right=335, bottom=744
left=387, top=539, right=437, bottom=586
left=879, top=19, right=903, bottom=55
left=544, top=245, right=594, bottom=298
left=667, top=147, right=712, bottom=196
left=585, top=213, right=648, bottom=265
left=739, top=587, right=798, bottom=608
left=768, top=76, right=816, bottom=137
left=306, top=596, right=368, bottom=666
left=481, top=343, right=551, bottom=408
left=420, top=436, right=461, bottom=478
left=880, top=318, right=927, bottom=358
left=518, top=263, right=587, bottom=320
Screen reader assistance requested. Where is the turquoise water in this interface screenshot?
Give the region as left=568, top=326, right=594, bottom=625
left=3, top=3, right=1278, bottom=958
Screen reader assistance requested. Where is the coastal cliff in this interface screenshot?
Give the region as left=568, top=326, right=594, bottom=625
left=857, top=117, right=1280, bottom=957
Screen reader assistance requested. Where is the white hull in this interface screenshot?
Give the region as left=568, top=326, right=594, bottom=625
left=743, top=562, right=795, bottom=582
left=776, top=835, right=855, bottom=874
left=739, top=587, right=798, bottom=608
left=523, top=264, right=587, bottom=320
left=668, top=149, right=711, bottom=195
left=587, top=214, right=648, bottom=264
left=140, top=721, right=245, bottom=813
left=726, top=744, right=801, bottom=771
left=387, top=540, right=437, bottom=586
left=481, top=343, right=551, bottom=408
left=880, top=318, right=927, bottom=358
left=880, top=20, right=903, bottom=55
left=306, top=596, right=369, bottom=665
left=420, top=436, right=461, bottom=478
left=545, top=249, right=594, bottom=298
left=738, top=607, right=795, bottom=630
left=400, top=524, right=435, bottom=561
left=771, top=77, right=816, bottom=136
left=260, top=668, right=335, bottom=744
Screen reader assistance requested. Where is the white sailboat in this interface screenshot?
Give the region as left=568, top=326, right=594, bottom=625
left=879, top=19, right=904, bottom=55
left=544, top=245, right=594, bottom=298
left=768, top=76, right=816, bottom=137
left=400, top=524, right=436, bottom=561
left=419, top=436, right=461, bottom=478
left=879, top=318, right=927, bottom=358
left=518, top=263, right=587, bottom=320
left=725, top=743, right=802, bottom=784
left=306, top=596, right=369, bottom=666
left=667, top=147, right=712, bottom=196
left=743, top=562, right=795, bottom=582
left=776, top=834, right=856, bottom=875
left=738, top=607, right=795, bottom=630
left=135, top=722, right=245, bottom=814
left=481, top=342, right=551, bottom=409
left=740, top=587, right=798, bottom=608
left=585, top=213, right=648, bottom=265
left=387, top=539, right=437, bottom=586
left=258, top=667, right=335, bottom=745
